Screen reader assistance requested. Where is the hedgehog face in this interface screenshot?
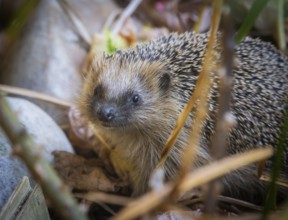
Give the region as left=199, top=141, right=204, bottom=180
left=91, top=82, right=144, bottom=128
left=80, top=54, right=178, bottom=131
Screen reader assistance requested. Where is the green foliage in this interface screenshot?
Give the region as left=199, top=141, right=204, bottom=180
left=276, top=0, right=286, bottom=51
left=235, top=0, right=271, bottom=43
left=106, top=34, right=118, bottom=54
left=6, top=0, right=39, bottom=39
left=262, top=100, right=288, bottom=220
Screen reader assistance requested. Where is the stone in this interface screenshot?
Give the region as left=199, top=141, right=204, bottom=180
left=0, top=97, right=74, bottom=210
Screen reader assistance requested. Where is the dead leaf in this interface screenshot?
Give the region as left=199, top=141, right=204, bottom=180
left=53, top=151, right=129, bottom=192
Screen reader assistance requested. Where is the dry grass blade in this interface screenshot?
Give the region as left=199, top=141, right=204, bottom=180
left=204, top=4, right=235, bottom=213
left=114, top=147, right=273, bottom=220
left=175, top=0, right=223, bottom=184
left=217, top=196, right=262, bottom=211
left=113, top=185, right=172, bottom=220
left=260, top=175, right=288, bottom=188
left=154, top=0, right=222, bottom=172
left=0, top=84, right=72, bottom=107
left=182, top=195, right=263, bottom=212
left=102, top=9, right=122, bottom=31
left=193, top=0, right=209, bottom=33
left=90, top=126, right=112, bottom=151
left=75, top=192, right=132, bottom=206
left=178, top=147, right=272, bottom=195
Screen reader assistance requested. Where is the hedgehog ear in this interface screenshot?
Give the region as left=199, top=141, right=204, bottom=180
left=159, top=73, right=170, bottom=91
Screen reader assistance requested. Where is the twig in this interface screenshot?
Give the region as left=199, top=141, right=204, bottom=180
left=0, top=96, right=87, bottom=220
left=111, top=0, right=142, bottom=35
left=114, top=147, right=273, bottom=220
left=0, top=84, right=72, bottom=108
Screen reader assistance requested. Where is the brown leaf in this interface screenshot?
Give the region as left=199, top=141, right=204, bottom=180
left=53, top=151, right=129, bottom=192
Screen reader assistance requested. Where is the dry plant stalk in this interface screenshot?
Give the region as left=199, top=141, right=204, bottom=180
left=114, top=147, right=273, bottom=220
left=111, top=0, right=142, bottom=35
left=0, top=84, right=72, bottom=107
left=214, top=196, right=263, bottom=211
left=0, top=96, right=87, bottom=220
left=154, top=0, right=222, bottom=172
left=58, top=0, right=92, bottom=46
left=90, top=126, right=112, bottom=151
left=260, top=175, right=288, bottom=188
left=150, top=0, right=223, bottom=202
left=204, top=5, right=235, bottom=213
left=76, top=192, right=132, bottom=206
left=174, top=0, right=223, bottom=185
left=193, top=0, right=209, bottom=33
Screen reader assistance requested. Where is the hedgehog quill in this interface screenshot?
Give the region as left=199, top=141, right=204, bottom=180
left=79, top=32, right=288, bottom=204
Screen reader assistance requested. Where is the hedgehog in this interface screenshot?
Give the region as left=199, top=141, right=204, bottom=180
left=79, top=32, right=288, bottom=204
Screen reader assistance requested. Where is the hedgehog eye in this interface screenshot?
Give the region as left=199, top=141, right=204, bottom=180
left=132, top=94, right=139, bottom=103
left=159, top=73, right=170, bottom=91
left=93, top=84, right=104, bottom=99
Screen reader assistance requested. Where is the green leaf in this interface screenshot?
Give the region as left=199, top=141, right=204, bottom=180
left=262, top=99, right=288, bottom=220
left=235, top=0, right=271, bottom=43
left=276, top=0, right=286, bottom=51
left=106, top=33, right=118, bottom=54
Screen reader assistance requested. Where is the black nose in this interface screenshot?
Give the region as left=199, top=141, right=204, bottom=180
left=99, top=105, right=116, bottom=121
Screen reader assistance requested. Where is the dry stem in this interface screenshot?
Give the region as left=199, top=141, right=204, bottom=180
left=204, top=4, right=235, bottom=213
left=58, top=0, right=92, bottom=46
left=154, top=0, right=222, bottom=172
left=0, top=84, right=72, bottom=108
left=111, top=0, right=142, bottom=35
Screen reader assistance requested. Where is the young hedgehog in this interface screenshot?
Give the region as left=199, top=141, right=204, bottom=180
left=79, top=32, right=288, bottom=204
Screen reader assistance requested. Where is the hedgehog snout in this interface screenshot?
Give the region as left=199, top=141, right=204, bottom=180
left=97, top=103, right=117, bottom=122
